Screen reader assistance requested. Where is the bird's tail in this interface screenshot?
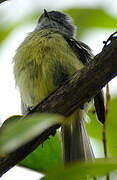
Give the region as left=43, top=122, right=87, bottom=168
left=62, top=110, right=94, bottom=164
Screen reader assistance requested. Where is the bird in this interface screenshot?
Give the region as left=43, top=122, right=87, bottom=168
left=14, top=9, right=105, bottom=164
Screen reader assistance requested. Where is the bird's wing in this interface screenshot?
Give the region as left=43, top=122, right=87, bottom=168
left=64, top=36, right=105, bottom=124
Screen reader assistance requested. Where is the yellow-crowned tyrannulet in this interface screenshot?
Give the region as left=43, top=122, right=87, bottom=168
left=14, top=10, right=105, bottom=163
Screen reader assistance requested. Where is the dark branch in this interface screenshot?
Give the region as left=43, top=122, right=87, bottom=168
left=0, top=0, right=8, bottom=4
left=0, top=35, right=117, bottom=176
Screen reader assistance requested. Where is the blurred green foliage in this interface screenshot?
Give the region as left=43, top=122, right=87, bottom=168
left=0, top=5, right=117, bottom=180
left=41, top=157, right=117, bottom=180
left=86, top=97, right=117, bottom=157
left=66, top=8, right=117, bottom=37
left=19, top=133, right=63, bottom=172
left=106, top=97, right=117, bottom=156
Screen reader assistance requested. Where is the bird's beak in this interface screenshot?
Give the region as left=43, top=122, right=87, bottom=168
left=44, top=9, right=50, bottom=19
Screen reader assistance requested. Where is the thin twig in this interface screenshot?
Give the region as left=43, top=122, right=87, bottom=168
left=102, top=83, right=110, bottom=180
left=105, top=83, right=111, bottom=116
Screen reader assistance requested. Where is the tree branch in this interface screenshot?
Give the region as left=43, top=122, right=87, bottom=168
left=0, top=0, right=8, bottom=4
left=0, top=35, right=117, bottom=176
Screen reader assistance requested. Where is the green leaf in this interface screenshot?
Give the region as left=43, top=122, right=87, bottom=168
left=19, top=132, right=63, bottom=173
left=86, top=106, right=103, bottom=141
left=42, top=157, right=117, bottom=180
left=0, top=113, right=64, bottom=154
left=1, top=115, right=22, bottom=128
left=106, top=97, right=117, bottom=156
